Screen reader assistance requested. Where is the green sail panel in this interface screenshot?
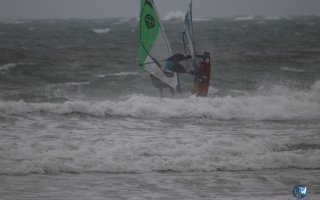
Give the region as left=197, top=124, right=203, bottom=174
left=139, top=0, right=179, bottom=90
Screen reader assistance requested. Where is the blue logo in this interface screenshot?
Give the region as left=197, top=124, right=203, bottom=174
left=292, top=185, right=308, bottom=199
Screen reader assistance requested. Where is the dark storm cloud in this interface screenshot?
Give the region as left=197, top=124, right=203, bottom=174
left=0, top=0, right=319, bottom=19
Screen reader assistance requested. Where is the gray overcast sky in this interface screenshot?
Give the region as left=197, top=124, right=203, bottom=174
left=0, top=0, right=320, bottom=19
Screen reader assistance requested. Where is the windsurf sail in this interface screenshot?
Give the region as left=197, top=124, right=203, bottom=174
left=183, top=0, right=198, bottom=72
left=139, top=0, right=180, bottom=90
left=183, top=0, right=211, bottom=97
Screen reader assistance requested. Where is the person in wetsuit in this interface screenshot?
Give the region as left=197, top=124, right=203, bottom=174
left=165, top=52, right=209, bottom=76
left=165, top=52, right=212, bottom=97
left=191, top=51, right=211, bottom=97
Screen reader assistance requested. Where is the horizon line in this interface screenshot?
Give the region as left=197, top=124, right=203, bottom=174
left=1, top=14, right=320, bottom=21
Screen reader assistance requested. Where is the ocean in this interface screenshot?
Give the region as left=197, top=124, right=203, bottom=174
left=0, top=16, right=319, bottom=200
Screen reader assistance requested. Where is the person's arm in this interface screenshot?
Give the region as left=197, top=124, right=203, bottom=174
left=185, top=54, right=192, bottom=60
left=172, top=54, right=191, bottom=62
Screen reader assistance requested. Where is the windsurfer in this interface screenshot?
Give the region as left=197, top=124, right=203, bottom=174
left=191, top=51, right=211, bottom=97
left=165, top=52, right=210, bottom=76
left=165, top=51, right=211, bottom=97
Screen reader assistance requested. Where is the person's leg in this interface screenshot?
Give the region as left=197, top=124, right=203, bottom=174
left=159, top=88, right=164, bottom=97
left=175, top=63, right=187, bottom=73
left=169, top=87, right=175, bottom=95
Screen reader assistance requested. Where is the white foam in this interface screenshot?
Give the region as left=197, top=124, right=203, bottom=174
left=1, top=83, right=319, bottom=174
left=162, top=11, right=185, bottom=21
left=234, top=16, right=255, bottom=21
left=0, top=82, right=319, bottom=120
left=64, top=81, right=90, bottom=86
left=92, top=28, right=111, bottom=34
left=193, top=18, right=212, bottom=22
left=280, top=66, right=305, bottom=73
left=0, top=63, right=21, bottom=71
left=94, top=72, right=139, bottom=78
left=113, top=18, right=137, bottom=25
left=0, top=135, right=318, bottom=174
left=0, top=19, right=31, bottom=24
left=264, top=16, right=282, bottom=20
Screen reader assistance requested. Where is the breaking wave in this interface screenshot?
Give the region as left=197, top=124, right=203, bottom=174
left=1, top=82, right=320, bottom=120
left=0, top=133, right=319, bottom=175
left=0, top=63, right=22, bottom=71
left=162, top=11, right=185, bottom=21
left=0, top=19, right=31, bottom=24
left=92, top=28, right=110, bottom=34
left=264, top=16, right=282, bottom=20
left=193, top=18, right=212, bottom=22
left=234, top=16, right=255, bottom=21
left=280, top=66, right=305, bottom=73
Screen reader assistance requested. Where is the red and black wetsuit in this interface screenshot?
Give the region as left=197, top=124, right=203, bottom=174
left=192, top=52, right=211, bottom=97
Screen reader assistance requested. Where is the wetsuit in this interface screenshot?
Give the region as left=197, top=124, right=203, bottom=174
left=191, top=52, right=211, bottom=97
left=165, top=54, right=191, bottom=73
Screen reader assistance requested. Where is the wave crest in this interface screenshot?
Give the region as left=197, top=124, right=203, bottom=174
left=162, top=11, right=185, bottom=21
left=234, top=16, right=255, bottom=21
left=1, top=82, right=320, bottom=120
left=0, top=136, right=319, bottom=175
left=92, top=28, right=110, bottom=34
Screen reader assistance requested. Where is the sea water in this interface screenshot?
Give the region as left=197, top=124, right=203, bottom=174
left=0, top=16, right=319, bottom=200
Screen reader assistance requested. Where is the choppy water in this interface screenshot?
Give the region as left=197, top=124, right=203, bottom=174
left=0, top=16, right=320, bottom=199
